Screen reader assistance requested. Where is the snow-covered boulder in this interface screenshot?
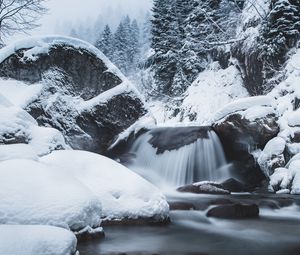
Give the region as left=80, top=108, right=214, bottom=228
left=257, top=137, right=286, bottom=177
left=40, top=150, right=169, bottom=222
left=0, top=159, right=102, bottom=230
left=0, top=225, right=77, bottom=255
left=0, top=36, right=147, bottom=154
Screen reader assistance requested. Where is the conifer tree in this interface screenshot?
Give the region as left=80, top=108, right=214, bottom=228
left=95, top=24, right=114, bottom=60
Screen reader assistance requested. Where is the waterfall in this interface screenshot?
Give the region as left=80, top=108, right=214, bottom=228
left=127, top=126, right=231, bottom=188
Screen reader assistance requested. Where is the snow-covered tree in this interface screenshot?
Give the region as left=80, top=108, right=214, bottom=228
left=95, top=24, right=114, bottom=59
left=260, top=0, right=300, bottom=77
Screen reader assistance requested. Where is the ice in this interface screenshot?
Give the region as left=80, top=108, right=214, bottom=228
left=0, top=225, right=77, bottom=255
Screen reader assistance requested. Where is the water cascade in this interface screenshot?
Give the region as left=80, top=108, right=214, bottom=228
left=127, top=126, right=231, bottom=187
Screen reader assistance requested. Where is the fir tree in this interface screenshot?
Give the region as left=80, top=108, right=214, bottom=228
left=95, top=24, right=114, bottom=59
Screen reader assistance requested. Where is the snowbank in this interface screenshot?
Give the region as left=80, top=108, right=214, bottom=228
left=178, top=64, right=249, bottom=124
left=213, top=95, right=275, bottom=122
left=0, top=144, right=38, bottom=162
left=0, top=79, right=42, bottom=108
left=41, top=150, right=169, bottom=221
left=0, top=225, right=77, bottom=255
left=0, top=159, right=102, bottom=230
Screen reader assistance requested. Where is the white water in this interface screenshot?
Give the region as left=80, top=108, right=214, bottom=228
left=128, top=128, right=231, bottom=188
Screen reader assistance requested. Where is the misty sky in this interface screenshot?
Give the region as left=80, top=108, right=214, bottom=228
left=39, top=0, right=153, bottom=34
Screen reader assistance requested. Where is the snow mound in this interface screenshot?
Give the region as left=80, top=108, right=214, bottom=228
left=0, top=159, right=102, bottom=230
left=177, top=64, right=249, bottom=124
left=213, top=95, right=275, bottom=122
left=0, top=79, right=42, bottom=108
left=0, top=93, right=67, bottom=155
left=257, top=137, right=286, bottom=176
left=0, top=225, right=77, bottom=255
left=0, top=144, right=38, bottom=162
left=41, top=150, right=169, bottom=221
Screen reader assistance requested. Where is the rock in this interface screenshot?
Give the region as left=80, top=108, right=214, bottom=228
left=0, top=36, right=147, bottom=154
left=206, top=203, right=259, bottom=219
left=177, top=182, right=230, bottom=195
left=220, top=178, right=249, bottom=193
left=148, top=126, right=212, bottom=154
left=169, top=202, right=196, bottom=211
left=213, top=112, right=279, bottom=186
left=258, top=200, right=280, bottom=210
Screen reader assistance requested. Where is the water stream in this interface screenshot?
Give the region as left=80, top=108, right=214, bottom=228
left=127, top=126, right=231, bottom=188
left=78, top=126, right=300, bottom=255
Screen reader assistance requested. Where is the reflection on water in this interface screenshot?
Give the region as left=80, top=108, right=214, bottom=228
left=78, top=193, right=300, bottom=255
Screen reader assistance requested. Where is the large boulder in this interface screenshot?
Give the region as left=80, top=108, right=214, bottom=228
left=0, top=36, right=147, bottom=154
left=213, top=96, right=280, bottom=186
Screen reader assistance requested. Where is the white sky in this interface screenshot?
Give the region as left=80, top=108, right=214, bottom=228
left=39, top=0, right=153, bottom=33
left=7, top=0, right=152, bottom=42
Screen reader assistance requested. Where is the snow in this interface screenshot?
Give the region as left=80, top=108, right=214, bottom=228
left=269, top=167, right=291, bottom=192
left=0, top=79, right=42, bottom=108
left=0, top=225, right=77, bottom=255
left=79, top=80, right=143, bottom=112
left=109, top=113, right=156, bottom=150
left=41, top=150, right=169, bottom=221
left=257, top=137, right=286, bottom=176
left=0, top=144, right=38, bottom=162
left=178, top=64, right=249, bottom=124
left=0, top=95, right=67, bottom=155
left=213, top=95, right=275, bottom=122
left=285, top=110, right=300, bottom=127
left=0, top=159, right=102, bottom=230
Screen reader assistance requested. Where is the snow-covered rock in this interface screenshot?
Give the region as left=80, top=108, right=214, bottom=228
left=213, top=95, right=275, bottom=122
left=0, top=225, right=77, bottom=255
left=41, top=150, right=169, bottom=222
left=0, top=159, right=102, bottom=230
left=0, top=36, right=148, bottom=153
left=0, top=94, right=67, bottom=155
left=257, top=137, right=286, bottom=176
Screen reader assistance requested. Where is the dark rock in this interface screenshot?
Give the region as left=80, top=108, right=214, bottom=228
left=206, top=203, right=259, bottom=219
left=213, top=112, right=279, bottom=186
left=209, top=198, right=235, bottom=206
left=76, top=229, right=105, bottom=242
left=0, top=42, right=121, bottom=100
left=169, top=202, right=196, bottom=211
left=177, top=182, right=230, bottom=195
left=221, top=178, right=250, bottom=193
left=258, top=200, right=280, bottom=210
left=149, top=126, right=211, bottom=154
left=102, top=216, right=170, bottom=226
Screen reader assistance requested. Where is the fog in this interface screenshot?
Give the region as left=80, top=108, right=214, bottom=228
left=40, top=0, right=153, bottom=34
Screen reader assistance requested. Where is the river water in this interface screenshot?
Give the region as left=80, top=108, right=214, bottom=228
left=78, top=193, right=300, bottom=255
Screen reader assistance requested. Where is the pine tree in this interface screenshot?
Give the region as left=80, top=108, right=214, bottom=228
left=113, top=21, right=130, bottom=74
left=95, top=24, right=114, bottom=59
left=129, top=19, right=141, bottom=72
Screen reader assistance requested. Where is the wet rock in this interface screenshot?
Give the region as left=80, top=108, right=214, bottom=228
left=177, top=182, right=230, bottom=195
left=221, top=178, right=249, bottom=193
left=206, top=203, right=259, bottom=219
left=258, top=200, right=280, bottom=210
left=169, top=202, right=196, bottom=211
left=213, top=112, right=279, bottom=186
left=149, top=126, right=211, bottom=154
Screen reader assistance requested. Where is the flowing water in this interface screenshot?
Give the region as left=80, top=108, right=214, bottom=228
left=78, top=126, right=300, bottom=255
left=127, top=126, right=231, bottom=188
